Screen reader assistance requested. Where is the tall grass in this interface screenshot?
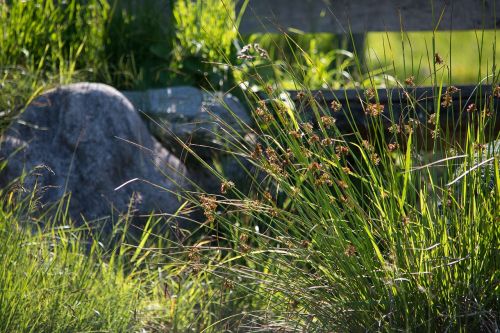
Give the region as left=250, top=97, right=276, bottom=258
left=0, top=189, right=143, bottom=331
left=175, top=27, right=499, bottom=331
left=170, top=0, right=239, bottom=90
left=366, top=31, right=499, bottom=85
left=0, top=0, right=109, bottom=82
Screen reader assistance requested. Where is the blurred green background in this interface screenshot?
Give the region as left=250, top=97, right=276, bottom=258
left=0, top=0, right=498, bottom=92
left=365, top=31, right=499, bottom=86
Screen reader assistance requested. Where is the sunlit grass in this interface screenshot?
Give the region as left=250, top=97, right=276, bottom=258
left=366, top=31, right=499, bottom=85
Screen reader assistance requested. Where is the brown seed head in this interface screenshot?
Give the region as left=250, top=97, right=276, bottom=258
left=370, top=153, right=381, bottom=165
left=428, top=113, right=437, bottom=125
left=402, top=216, right=410, bottom=226
left=441, top=93, right=452, bottom=108
left=408, top=118, right=420, bottom=128
left=308, top=134, right=320, bottom=144
left=388, top=124, right=401, bottom=134
left=344, top=243, right=356, bottom=257
left=435, top=53, right=443, bottom=65
left=251, top=143, right=263, bottom=159
left=296, top=91, right=306, bottom=100
left=494, top=85, right=500, bottom=98
left=289, top=130, right=303, bottom=139
left=362, top=140, right=375, bottom=152
left=220, top=180, right=235, bottom=194
left=387, top=143, right=400, bottom=152
left=335, top=145, right=350, bottom=156
left=263, top=191, right=273, bottom=202
left=365, top=103, right=384, bottom=116
left=405, top=75, right=415, bottom=86
left=301, top=122, right=314, bottom=134
left=336, top=179, right=349, bottom=190
left=223, top=279, right=234, bottom=290
left=364, top=88, right=376, bottom=100
left=255, top=107, right=266, bottom=117
left=466, top=103, right=477, bottom=113
left=342, top=166, right=351, bottom=174
left=315, top=172, right=333, bottom=186
left=308, top=161, right=322, bottom=172
left=446, top=86, right=459, bottom=94
left=330, top=100, right=342, bottom=112
left=321, top=137, right=334, bottom=146
left=199, top=195, right=217, bottom=223
left=320, top=116, right=336, bottom=129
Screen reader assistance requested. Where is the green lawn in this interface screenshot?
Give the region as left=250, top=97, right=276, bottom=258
left=366, top=30, right=499, bottom=85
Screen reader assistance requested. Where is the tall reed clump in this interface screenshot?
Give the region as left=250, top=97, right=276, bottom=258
left=178, top=31, right=499, bottom=331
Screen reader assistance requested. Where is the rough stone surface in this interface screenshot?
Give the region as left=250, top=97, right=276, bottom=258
left=0, top=83, right=188, bottom=228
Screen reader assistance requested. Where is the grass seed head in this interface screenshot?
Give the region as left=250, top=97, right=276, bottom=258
left=321, top=137, right=334, bottom=146
left=466, top=103, right=477, bottom=112
left=370, top=153, right=381, bottom=165
left=251, top=143, right=263, bottom=159
left=344, top=243, right=357, bottom=257
left=301, top=122, right=314, bottom=134
left=405, top=75, right=415, bottom=86
left=388, top=123, right=401, bottom=134
left=365, top=103, right=384, bottom=116
left=330, top=100, right=342, bottom=112
left=220, top=180, right=235, bottom=194
left=364, top=87, right=376, bottom=100
left=428, top=113, right=437, bottom=124
left=441, top=93, right=452, bottom=108
left=435, top=52, right=444, bottom=64
left=308, top=134, right=320, bottom=144
left=446, top=86, right=459, bottom=94
left=335, top=145, right=350, bottom=156
left=289, top=130, right=303, bottom=139
left=388, top=142, right=400, bottom=152
left=320, top=115, right=336, bottom=129
left=494, top=85, right=500, bottom=98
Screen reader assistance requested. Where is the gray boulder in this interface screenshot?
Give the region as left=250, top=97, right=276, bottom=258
left=0, top=83, right=188, bottom=229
